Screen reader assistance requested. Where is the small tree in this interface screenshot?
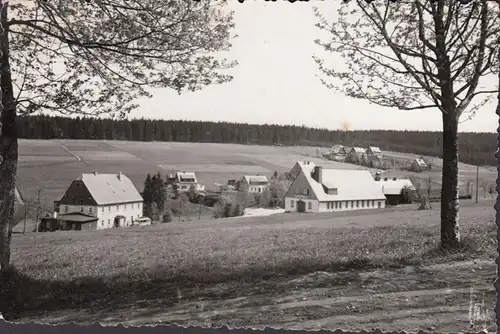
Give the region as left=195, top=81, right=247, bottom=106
left=400, top=185, right=416, bottom=204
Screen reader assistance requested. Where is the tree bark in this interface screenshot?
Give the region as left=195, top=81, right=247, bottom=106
left=440, top=110, right=460, bottom=248
left=0, top=2, right=17, bottom=272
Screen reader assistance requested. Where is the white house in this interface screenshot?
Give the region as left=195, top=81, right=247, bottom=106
left=240, top=175, right=269, bottom=193
left=173, top=171, right=205, bottom=193
left=284, top=162, right=387, bottom=213
left=411, top=158, right=428, bottom=172
left=57, top=172, right=144, bottom=230
left=346, top=147, right=368, bottom=163
left=326, top=144, right=348, bottom=161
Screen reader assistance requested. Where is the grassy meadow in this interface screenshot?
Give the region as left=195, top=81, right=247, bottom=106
left=1, top=202, right=496, bottom=329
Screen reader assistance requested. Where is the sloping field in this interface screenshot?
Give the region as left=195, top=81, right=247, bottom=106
left=16, top=140, right=497, bottom=214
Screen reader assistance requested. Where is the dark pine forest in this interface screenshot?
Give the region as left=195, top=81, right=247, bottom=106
left=17, top=115, right=496, bottom=166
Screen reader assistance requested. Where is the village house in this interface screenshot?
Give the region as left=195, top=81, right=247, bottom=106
left=374, top=173, right=416, bottom=206
left=284, top=161, right=386, bottom=213
left=239, top=175, right=269, bottom=193
left=56, top=172, right=144, bottom=230
left=169, top=171, right=206, bottom=193
left=14, top=186, right=26, bottom=224
left=411, top=158, right=428, bottom=172
left=366, top=146, right=383, bottom=156
left=326, top=144, right=348, bottom=161
left=346, top=147, right=367, bottom=164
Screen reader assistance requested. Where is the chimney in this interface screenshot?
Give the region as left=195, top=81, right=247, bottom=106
left=374, top=172, right=381, bottom=181
left=392, top=177, right=397, bottom=181
left=118, top=172, right=123, bottom=180
left=312, top=166, right=323, bottom=184
left=93, top=171, right=98, bottom=175
left=384, top=177, right=388, bottom=181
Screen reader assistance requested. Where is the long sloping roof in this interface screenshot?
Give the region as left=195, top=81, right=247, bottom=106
left=244, top=175, right=269, bottom=184
left=76, top=173, right=143, bottom=205
left=378, top=179, right=415, bottom=195
left=176, top=172, right=197, bottom=182
left=297, top=165, right=386, bottom=202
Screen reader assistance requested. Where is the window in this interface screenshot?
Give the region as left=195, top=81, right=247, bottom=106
left=258, top=188, right=261, bottom=193
left=89, top=207, right=93, bottom=213
left=108, top=206, right=111, bottom=212
left=108, top=219, right=110, bottom=225
left=65, top=206, right=68, bottom=213
left=125, top=204, right=127, bottom=210
left=356, top=201, right=360, bottom=208
left=335, top=202, right=338, bottom=209
left=308, top=202, right=312, bottom=210
left=291, top=200, right=295, bottom=208
left=116, top=205, right=119, bottom=211
left=101, top=220, right=104, bottom=226
left=350, top=201, right=353, bottom=208
left=339, top=202, right=343, bottom=209
left=102, top=207, right=104, bottom=213
left=80, top=207, right=84, bottom=212
left=377, top=201, right=381, bottom=208
left=80, top=199, right=84, bottom=205
left=371, top=200, right=375, bottom=207
left=362, top=201, right=365, bottom=208
left=327, top=202, right=330, bottom=209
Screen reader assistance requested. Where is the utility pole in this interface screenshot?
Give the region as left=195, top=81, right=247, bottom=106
left=475, top=165, right=479, bottom=203
left=35, top=188, right=41, bottom=232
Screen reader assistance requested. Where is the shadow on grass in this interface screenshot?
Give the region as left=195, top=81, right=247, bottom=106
left=0, top=238, right=486, bottom=322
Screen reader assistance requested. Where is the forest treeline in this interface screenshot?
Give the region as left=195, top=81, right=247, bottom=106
left=17, top=115, right=496, bottom=166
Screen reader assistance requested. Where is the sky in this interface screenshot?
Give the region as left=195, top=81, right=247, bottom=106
left=128, top=2, right=496, bottom=133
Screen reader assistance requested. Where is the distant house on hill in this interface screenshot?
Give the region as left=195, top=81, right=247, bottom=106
left=411, top=158, right=428, bottom=172
left=171, top=171, right=205, bottom=194
left=367, top=146, right=382, bottom=156
left=284, top=162, right=386, bottom=213
left=346, top=147, right=367, bottom=164
left=374, top=175, right=415, bottom=206
left=239, top=175, right=269, bottom=193
left=57, top=172, right=144, bottom=230
left=326, top=144, right=348, bottom=161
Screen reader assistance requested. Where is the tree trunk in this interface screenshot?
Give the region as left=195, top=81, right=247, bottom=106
left=0, top=3, right=17, bottom=272
left=440, top=111, right=460, bottom=248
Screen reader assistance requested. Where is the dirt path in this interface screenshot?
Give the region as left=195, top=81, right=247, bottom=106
left=23, top=259, right=495, bottom=333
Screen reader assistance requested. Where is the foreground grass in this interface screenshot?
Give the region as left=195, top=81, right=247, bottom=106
left=1, top=206, right=496, bottom=320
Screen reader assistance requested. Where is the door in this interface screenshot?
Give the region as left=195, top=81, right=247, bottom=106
left=297, top=200, right=306, bottom=213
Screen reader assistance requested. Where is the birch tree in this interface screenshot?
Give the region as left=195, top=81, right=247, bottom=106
left=314, top=0, right=498, bottom=248
left=0, top=0, right=236, bottom=271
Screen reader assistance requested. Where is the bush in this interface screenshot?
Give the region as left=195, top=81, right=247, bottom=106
left=162, top=210, right=172, bottom=223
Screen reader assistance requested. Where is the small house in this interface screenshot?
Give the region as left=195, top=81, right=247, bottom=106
left=174, top=171, right=206, bottom=193
left=239, top=175, right=269, bottom=193
left=411, top=158, right=428, bottom=172
left=284, top=162, right=386, bottom=213
left=326, top=144, right=348, bottom=161
left=346, top=147, right=367, bottom=164
left=367, top=146, right=382, bottom=156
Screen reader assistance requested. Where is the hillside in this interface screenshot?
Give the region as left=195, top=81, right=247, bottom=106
left=17, top=115, right=497, bottom=166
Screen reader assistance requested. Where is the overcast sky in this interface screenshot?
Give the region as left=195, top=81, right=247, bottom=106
left=127, top=1, right=498, bottom=133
